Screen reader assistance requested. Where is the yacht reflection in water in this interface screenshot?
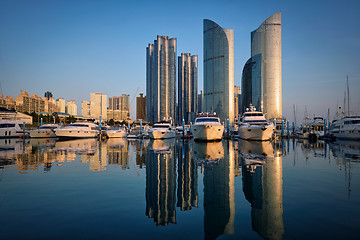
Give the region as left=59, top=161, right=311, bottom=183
left=195, top=141, right=236, bottom=239
left=146, top=139, right=177, bottom=226
left=239, top=139, right=284, bottom=240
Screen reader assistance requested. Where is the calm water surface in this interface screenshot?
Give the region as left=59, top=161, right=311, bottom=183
left=0, top=138, right=359, bottom=239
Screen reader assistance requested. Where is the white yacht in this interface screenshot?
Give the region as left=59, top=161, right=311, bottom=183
left=310, top=116, right=325, bottom=138
left=0, top=120, right=28, bottom=138
left=328, top=116, right=360, bottom=140
left=54, top=122, right=98, bottom=139
left=105, top=128, right=127, bottom=138
left=191, top=114, right=224, bottom=141
left=148, top=121, right=175, bottom=139
left=29, top=124, right=60, bottom=138
left=237, top=106, right=275, bottom=141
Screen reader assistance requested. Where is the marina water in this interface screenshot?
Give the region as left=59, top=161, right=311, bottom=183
left=0, top=138, right=359, bottom=239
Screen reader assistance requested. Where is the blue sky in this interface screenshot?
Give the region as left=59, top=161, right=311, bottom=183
left=1, top=0, right=359, bottom=122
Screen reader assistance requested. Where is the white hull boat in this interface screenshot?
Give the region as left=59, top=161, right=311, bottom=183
left=54, top=122, right=98, bottom=139
left=105, top=129, right=126, bottom=138
left=329, top=116, right=360, bottom=140
left=238, top=105, right=274, bottom=141
left=148, top=122, right=175, bottom=139
left=29, top=124, right=59, bottom=138
left=0, top=120, right=28, bottom=138
left=191, top=114, right=224, bottom=141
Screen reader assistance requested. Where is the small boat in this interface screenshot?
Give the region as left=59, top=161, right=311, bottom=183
left=54, top=122, right=98, bottom=139
left=237, top=105, right=275, bottom=141
left=148, top=121, right=175, bottom=139
left=0, top=120, right=28, bottom=138
left=191, top=113, right=224, bottom=141
left=29, top=124, right=60, bottom=138
left=105, top=128, right=127, bottom=138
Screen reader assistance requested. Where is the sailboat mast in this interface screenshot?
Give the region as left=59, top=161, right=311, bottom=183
left=347, top=75, right=350, bottom=115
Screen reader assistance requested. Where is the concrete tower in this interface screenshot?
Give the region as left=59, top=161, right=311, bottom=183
left=242, top=12, right=282, bottom=119
left=178, top=53, right=198, bottom=124
left=203, top=19, right=234, bottom=125
left=146, top=35, right=177, bottom=123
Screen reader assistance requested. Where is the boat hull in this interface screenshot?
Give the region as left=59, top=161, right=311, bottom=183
left=192, top=124, right=224, bottom=141
left=238, top=125, right=274, bottom=141
left=105, top=130, right=126, bottom=138
left=54, top=129, right=98, bottom=139
left=148, top=130, right=175, bottom=139
left=29, top=130, right=57, bottom=138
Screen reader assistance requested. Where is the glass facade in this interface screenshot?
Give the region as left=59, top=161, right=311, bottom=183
left=203, top=19, right=234, bottom=125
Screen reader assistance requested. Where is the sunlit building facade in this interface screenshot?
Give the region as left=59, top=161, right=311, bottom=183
left=81, top=100, right=90, bottom=117
left=203, top=19, right=234, bottom=125
left=90, top=93, right=107, bottom=121
left=66, top=100, right=77, bottom=115
left=146, top=35, right=177, bottom=123
left=178, top=53, right=198, bottom=124
left=241, top=12, right=282, bottom=119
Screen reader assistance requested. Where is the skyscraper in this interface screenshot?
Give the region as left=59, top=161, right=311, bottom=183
left=90, top=93, right=107, bottom=121
left=136, top=93, right=146, bottom=121
left=178, top=53, right=198, bottom=124
left=241, top=12, right=282, bottom=119
left=146, top=35, right=177, bottom=123
left=203, top=19, right=234, bottom=125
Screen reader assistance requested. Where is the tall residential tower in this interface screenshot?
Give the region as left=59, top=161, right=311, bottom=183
left=241, top=12, right=282, bottom=119
left=203, top=19, right=234, bottom=125
left=146, top=35, right=177, bottom=123
left=178, top=53, right=198, bottom=124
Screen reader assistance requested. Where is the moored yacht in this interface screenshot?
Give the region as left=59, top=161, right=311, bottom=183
left=237, top=105, right=275, bottom=141
left=148, top=121, right=175, bottom=139
left=310, top=116, right=325, bottom=138
left=328, top=116, right=360, bottom=140
left=54, top=122, right=98, bottom=139
left=0, top=120, right=28, bottom=138
left=105, top=128, right=127, bottom=138
left=191, top=113, right=224, bottom=141
left=29, top=124, right=60, bottom=138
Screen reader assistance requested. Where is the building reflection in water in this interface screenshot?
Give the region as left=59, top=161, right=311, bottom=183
left=194, top=140, right=235, bottom=239
left=176, top=140, right=198, bottom=211
left=107, top=138, right=129, bottom=169
left=146, top=139, right=177, bottom=226
left=239, top=139, right=284, bottom=240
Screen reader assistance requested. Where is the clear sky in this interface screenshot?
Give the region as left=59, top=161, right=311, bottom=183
left=1, top=0, right=359, bottom=122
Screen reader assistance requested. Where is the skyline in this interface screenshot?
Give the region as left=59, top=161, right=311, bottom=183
left=1, top=0, right=360, bottom=122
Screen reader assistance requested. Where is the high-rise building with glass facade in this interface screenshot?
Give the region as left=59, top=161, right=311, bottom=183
left=146, top=35, right=176, bottom=123
left=203, top=19, right=234, bottom=125
left=241, top=12, right=282, bottom=120
left=178, top=53, right=198, bottom=124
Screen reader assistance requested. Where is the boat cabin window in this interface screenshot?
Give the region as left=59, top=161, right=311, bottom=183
left=69, top=124, right=89, bottom=127
left=154, top=125, right=170, bottom=128
left=0, top=124, right=16, bottom=128
left=347, top=120, right=360, bottom=124
left=39, top=126, right=56, bottom=129
left=195, top=118, right=219, bottom=123
left=244, top=113, right=263, bottom=116
left=244, top=120, right=268, bottom=123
